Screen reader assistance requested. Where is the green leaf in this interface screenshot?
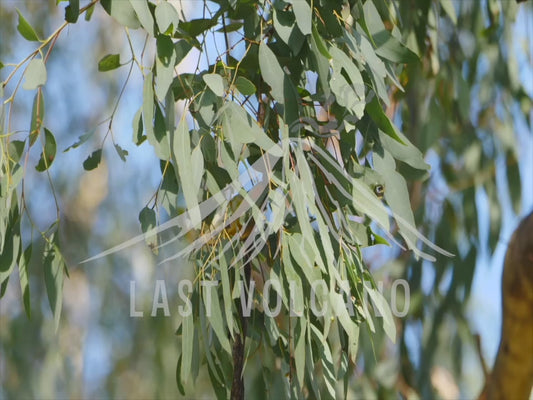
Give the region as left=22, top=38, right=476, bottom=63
left=180, top=309, right=194, bottom=384
left=65, top=0, right=79, bottom=23
left=35, top=128, right=57, bottom=171
left=203, top=73, right=225, bottom=96
left=366, top=96, right=405, bottom=144
left=311, top=24, right=330, bottom=58
left=0, top=194, right=20, bottom=289
left=155, top=1, right=179, bottom=34
left=155, top=35, right=177, bottom=100
left=114, top=144, right=128, bottom=162
left=216, top=22, right=243, bottom=33
left=178, top=18, right=217, bottom=37
left=19, top=244, right=32, bottom=318
left=23, top=59, right=47, bottom=90
left=329, top=47, right=365, bottom=118
left=16, top=10, right=39, bottom=41
left=64, top=129, right=96, bottom=152
left=259, top=42, right=284, bottom=102
left=172, top=117, right=202, bottom=227
left=373, top=31, right=418, bottom=63
left=174, top=40, right=193, bottom=64
left=43, top=234, right=65, bottom=331
left=440, top=0, right=457, bottom=24
left=175, top=355, right=185, bottom=395
left=234, top=76, right=256, bottom=95
left=139, top=206, right=157, bottom=252
left=7, top=141, right=25, bottom=163
left=29, top=90, right=45, bottom=147
left=218, top=249, right=234, bottom=338
left=289, top=0, right=312, bottom=35
left=273, top=8, right=304, bottom=55
left=100, top=0, right=141, bottom=29
left=128, top=0, right=154, bottom=34
left=351, top=175, right=390, bottom=231
left=378, top=130, right=429, bottom=171
left=220, top=102, right=282, bottom=156
left=98, top=54, right=121, bottom=72
left=132, top=107, right=145, bottom=145
left=202, top=281, right=232, bottom=355
left=83, top=149, right=102, bottom=171
left=294, top=319, right=306, bottom=389
left=374, top=150, right=422, bottom=253
left=361, top=0, right=385, bottom=36
left=84, top=3, right=95, bottom=21
left=365, top=281, right=396, bottom=343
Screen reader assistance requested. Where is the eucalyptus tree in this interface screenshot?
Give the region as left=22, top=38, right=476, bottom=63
left=1, top=0, right=530, bottom=399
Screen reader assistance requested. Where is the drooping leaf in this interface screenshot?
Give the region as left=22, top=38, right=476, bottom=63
left=365, top=281, right=396, bottom=343
left=35, top=128, right=57, bottom=171
left=19, top=244, right=32, bottom=318
left=289, top=0, right=312, bottom=35
left=220, top=102, right=282, bottom=156
left=128, top=0, right=154, bottom=34
left=259, top=42, right=284, bottom=102
left=155, top=35, right=177, bottom=100
left=202, top=281, right=232, bottom=355
left=23, top=59, right=47, bottom=90
left=43, top=234, right=66, bottom=331
left=65, top=0, right=79, bottom=23
left=29, top=90, right=45, bottom=147
left=180, top=308, right=194, bottom=384
left=172, top=117, right=202, bottom=228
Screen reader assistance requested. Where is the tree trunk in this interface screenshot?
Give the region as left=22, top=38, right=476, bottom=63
left=479, top=211, right=533, bottom=400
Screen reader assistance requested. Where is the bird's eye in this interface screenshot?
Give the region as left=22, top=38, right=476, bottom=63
left=373, top=184, right=385, bottom=199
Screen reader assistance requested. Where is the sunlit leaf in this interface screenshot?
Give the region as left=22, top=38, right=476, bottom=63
left=23, top=59, right=47, bottom=90
left=203, top=73, right=225, bottom=96
left=100, top=0, right=141, bottom=29
left=155, top=0, right=179, bottom=34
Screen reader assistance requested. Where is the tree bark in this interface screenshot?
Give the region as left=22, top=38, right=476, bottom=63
left=479, top=211, right=533, bottom=400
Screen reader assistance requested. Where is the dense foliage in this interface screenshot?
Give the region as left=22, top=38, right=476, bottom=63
left=1, top=0, right=530, bottom=398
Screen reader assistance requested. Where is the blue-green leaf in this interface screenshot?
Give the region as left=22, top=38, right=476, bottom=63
left=23, top=59, right=47, bottom=90
left=203, top=73, right=225, bottom=97
left=259, top=42, right=284, bottom=102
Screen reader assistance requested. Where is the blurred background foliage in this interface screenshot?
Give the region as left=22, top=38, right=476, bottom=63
left=0, top=0, right=532, bottom=399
